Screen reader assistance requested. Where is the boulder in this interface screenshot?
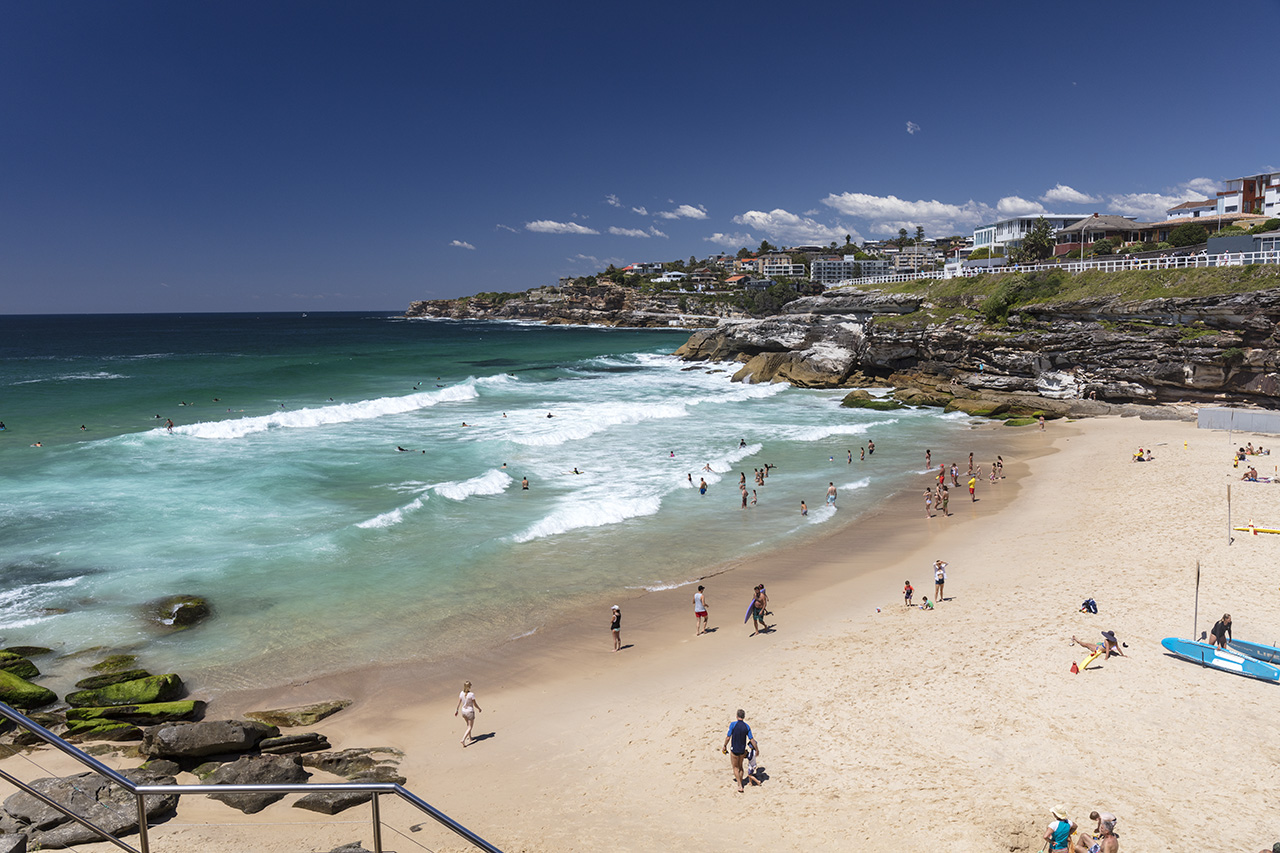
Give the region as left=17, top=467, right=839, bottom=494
left=0, top=834, right=25, bottom=853
left=292, top=789, right=373, bottom=815
left=142, top=719, right=278, bottom=759
left=67, top=700, right=204, bottom=725
left=89, top=654, right=140, bottom=673
left=257, top=733, right=330, bottom=755
left=347, top=766, right=406, bottom=785
left=244, top=699, right=351, bottom=728
left=73, top=669, right=152, bottom=690
left=65, top=674, right=183, bottom=708
left=63, top=720, right=142, bottom=742
left=2, top=767, right=176, bottom=849
left=140, top=759, right=181, bottom=776
left=840, top=390, right=903, bottom=410
left=0, top=670, right=56, bottom=710
left=943, top=398, right=1011, bottom=417
left=143, top=595, right=212, bottom=631
left=892, top=387, right=953, bottom=407
left=206, top=754, right=309, bottom=814
left=3, top=647, right=51, bottom=659
left=299, top=747, right=404, bottom=780
left=0, top=653, right=39, bottom=681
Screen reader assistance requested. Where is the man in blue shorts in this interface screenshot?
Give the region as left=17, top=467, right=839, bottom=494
left=722, top=709, right=758, bottom=792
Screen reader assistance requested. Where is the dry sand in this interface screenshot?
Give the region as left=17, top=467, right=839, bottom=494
left=6, top=415, right=1280, bottom=852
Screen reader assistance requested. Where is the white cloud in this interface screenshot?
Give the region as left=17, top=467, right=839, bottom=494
left=1183, top=177, right=1220, bottom=197
left=632, top=206, right=648, bottom=216
left=822, top=192, right=991, bottom=237
left=449, top=240, right=476, bottom=250
left=906, top=121, right=921, bottom=135
left=1106, top=192, right=1195, bottom=221
left=496, top=224, right=519, bottom=233
left=656, top=203, right=708, bottom=220
left=649, top=226, right=668, bottom=238
left=608, top=226, right=651, bottom=238
left=732, top=209, right=853, bottom=244
left=996, top=196, right=1047, bottom=217
left=605, top=194, right=622, bottom=208
left=526, top=220, right=600, bottom=235
left=704, top=231, right=754, bottom=248
left=1040, top=184, right=1099, bottom=206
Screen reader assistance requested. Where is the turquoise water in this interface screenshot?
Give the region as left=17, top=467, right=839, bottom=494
left=0, top=313, right=978, bottom=688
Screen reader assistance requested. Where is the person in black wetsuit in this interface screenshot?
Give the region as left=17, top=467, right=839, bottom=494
left=1210, top=613, right=1232, bottom=649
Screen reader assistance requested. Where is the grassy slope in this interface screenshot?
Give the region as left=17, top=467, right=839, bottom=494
left=851, top=266, right=1280, bottom=329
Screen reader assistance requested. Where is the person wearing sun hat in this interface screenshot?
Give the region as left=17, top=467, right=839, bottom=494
left=1044, top=806, right=1076, bottom=852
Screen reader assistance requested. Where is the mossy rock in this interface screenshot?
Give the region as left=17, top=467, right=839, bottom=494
left=893, top=388, right=952, bottom=407
left=64, top=719, right=143, bottom=742
left=91, top=653, right=141, bottom=673
left=66, top=673, right=184, bottom=708
left=0, top=651, right=40, bottom=680
left=943, top=398, right=1011, bottom=417
left=0, top=668, right=58, bottom=709
left=143, top=594, right=213, bottom=631
left=1003, top=417, right=1039, bottom=427
left=75, top=669, right=153, bottom=690
left=4, top=646, right=53, bottom=658
left=840, top=390, right=904, bottom=410
left=67, top=700, right=204, bottom=725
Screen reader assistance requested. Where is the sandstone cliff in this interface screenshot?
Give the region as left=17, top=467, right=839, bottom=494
left=673, top=273, right=1280, bottom=416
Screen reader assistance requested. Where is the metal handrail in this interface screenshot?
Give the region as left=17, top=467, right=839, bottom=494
left=0, top=702, right=504, bottom=853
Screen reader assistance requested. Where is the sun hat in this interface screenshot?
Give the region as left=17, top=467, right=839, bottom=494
left=1051, top=806, right=1068, bottom=820
left=1101, top=630, right=1117, bottom=642
left=611, top=605, right=619, bottom=610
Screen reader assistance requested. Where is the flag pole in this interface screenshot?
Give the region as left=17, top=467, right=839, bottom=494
left=1194, top=559, right=1201, bottom=640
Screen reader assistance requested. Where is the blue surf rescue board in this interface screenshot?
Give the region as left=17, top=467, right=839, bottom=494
left=1161, top=637, right=1280, bottom=683
left=1228, top=638, right=1280, bottom=666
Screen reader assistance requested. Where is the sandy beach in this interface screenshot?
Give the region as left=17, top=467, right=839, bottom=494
left=7, top=413, right=1280, bottom=852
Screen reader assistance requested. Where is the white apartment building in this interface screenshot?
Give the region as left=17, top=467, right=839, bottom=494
left=757, top=252, right=806, bottom=279
left=972, top=214, right=1088, bottom=252
left=809, top=256, right=893, bottom=284
left=1216, top=171, right=1280, bottom=217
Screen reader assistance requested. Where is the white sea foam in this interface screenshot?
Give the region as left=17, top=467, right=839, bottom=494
left=513, top=494, right=662, bottom=543
left=782, top=419, right=899, bottom=442
left=509, top=401, right=690, bottom=447
left=839, top=477, right=873, bottom=492
left=12, top=371, right=128, bottom=385
left=174, top=384, right=480, bottom=439
left=433, top=469, right=513, bottom=500
left=356, top=495, right=428, bottom=529
left=807, top=504, right=838, bottom=524
left=627, top=579, right=698, bottom=592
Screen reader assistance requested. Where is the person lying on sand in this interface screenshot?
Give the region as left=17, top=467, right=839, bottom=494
left=1072, top=631, right=1125, bottom=659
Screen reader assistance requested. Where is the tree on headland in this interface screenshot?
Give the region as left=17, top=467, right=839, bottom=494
left=845, top=234, right=852, bottom=246
left=897, top=228, right=909, bottom=247
left=758, top=240, right=776, bottom=254
left=1012, top=217, right=1054, bottom=263
left=915, top=225, right=925, bottom=244
left=1168, top=223, right=1208, bottom=247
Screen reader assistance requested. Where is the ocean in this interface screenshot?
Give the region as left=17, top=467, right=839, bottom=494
left=0, top=312, right=981, bottom=690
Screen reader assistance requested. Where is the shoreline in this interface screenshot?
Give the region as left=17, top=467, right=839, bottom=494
left=204, top=419, right=1038, bottom=714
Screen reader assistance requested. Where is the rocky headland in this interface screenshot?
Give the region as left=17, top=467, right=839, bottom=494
left=410, top=267, right=1280, bottom=419
left=406, top=281, right=726, bottom=327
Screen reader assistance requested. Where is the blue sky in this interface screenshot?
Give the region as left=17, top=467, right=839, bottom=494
left=3, top=0, right=1278, bottom=313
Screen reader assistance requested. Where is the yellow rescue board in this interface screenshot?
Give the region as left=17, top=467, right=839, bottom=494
left=1233, top=526, right=1280, bottom=534
left=1079, top=648, right=1105, bottom=671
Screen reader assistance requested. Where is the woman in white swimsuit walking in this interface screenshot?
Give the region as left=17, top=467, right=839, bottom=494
left=454, top=680, right=482, bottom=747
